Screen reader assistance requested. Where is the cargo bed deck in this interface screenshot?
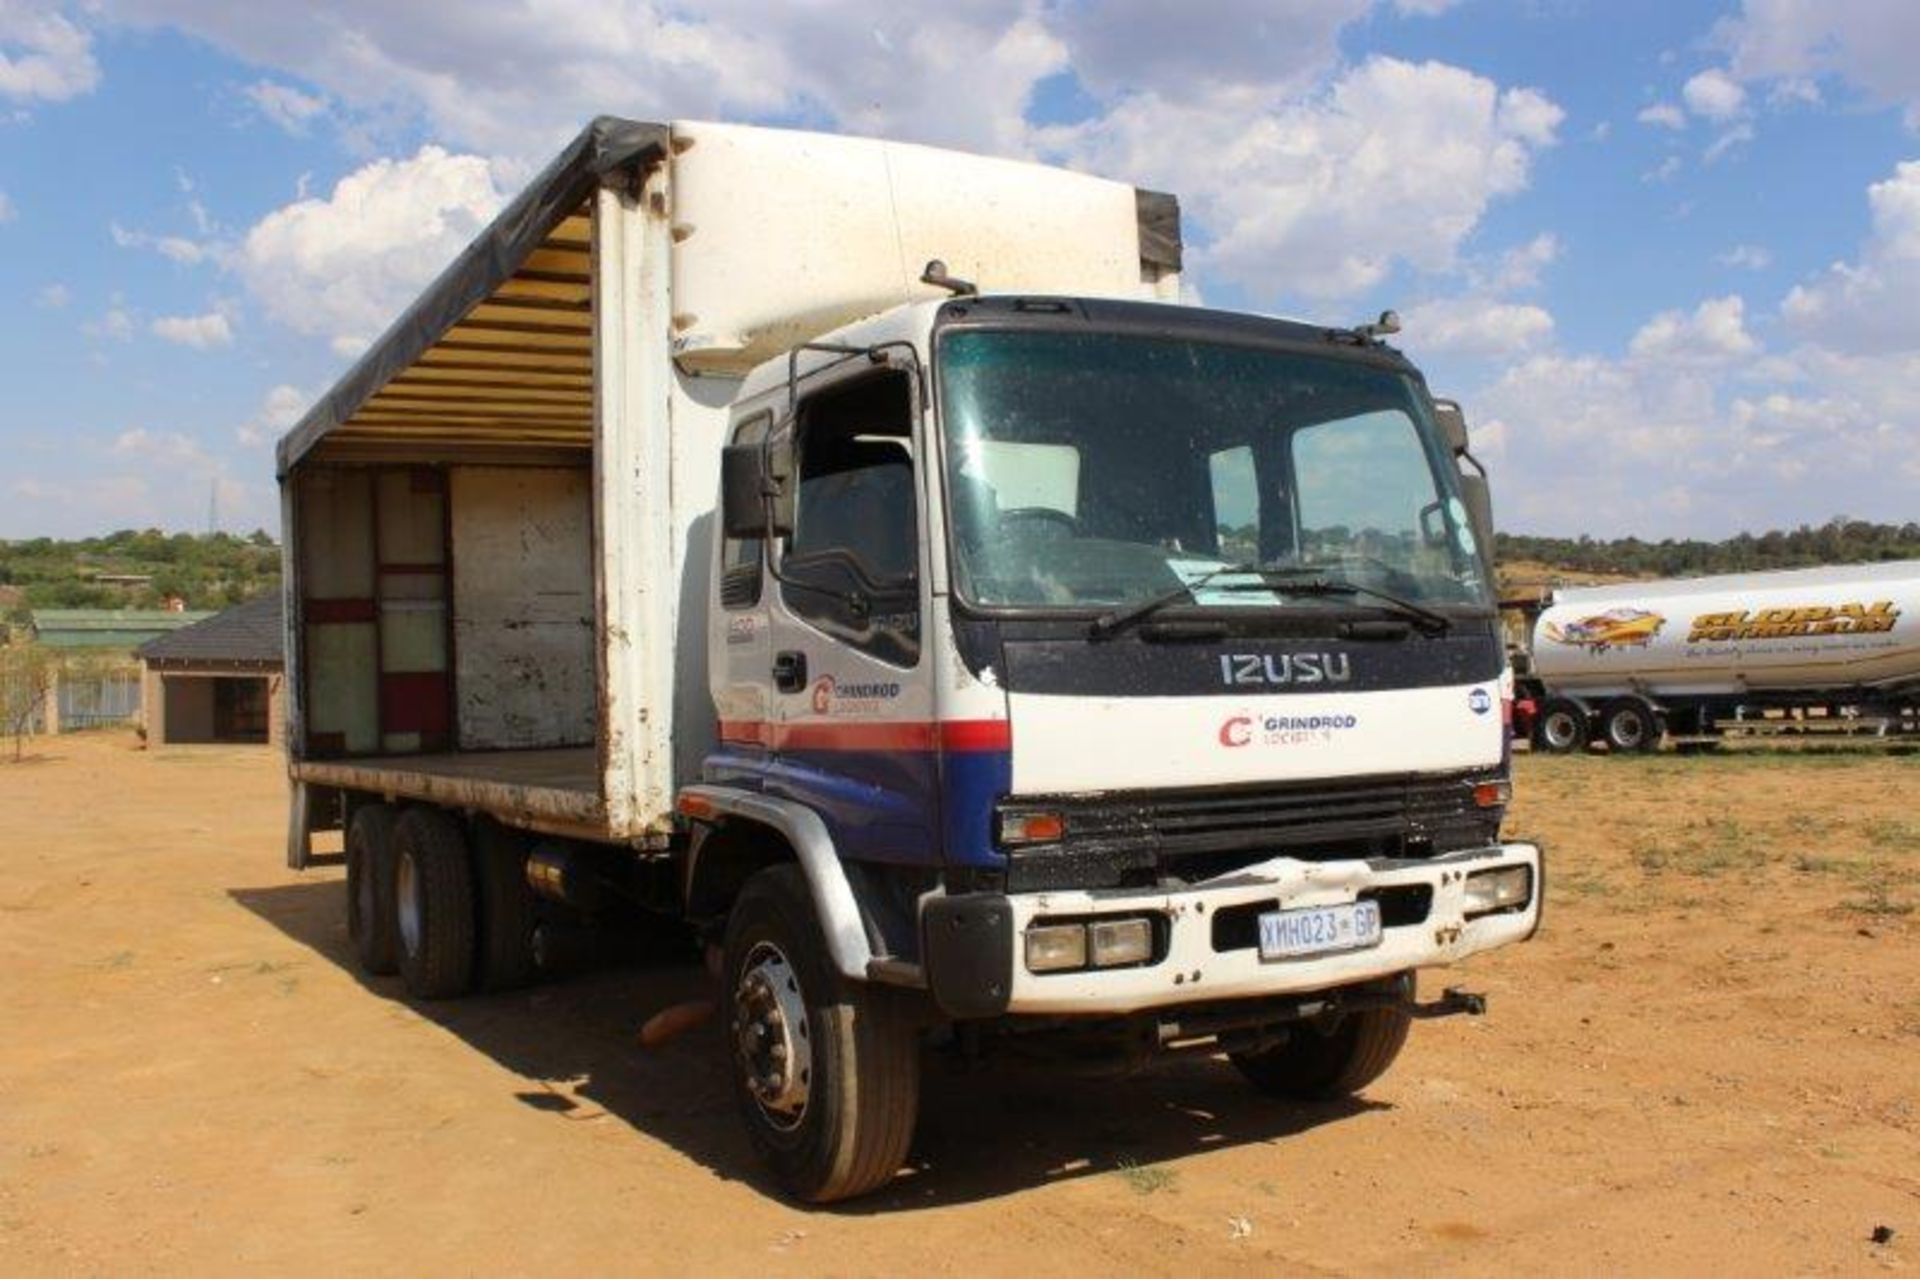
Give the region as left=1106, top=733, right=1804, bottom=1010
left=292, top=748, right=605, bottom=836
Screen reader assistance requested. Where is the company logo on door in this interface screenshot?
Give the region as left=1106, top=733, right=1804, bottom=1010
left=809, top=675, right=902, bottom=716
left=1218, top=712, right=1360, bottom=748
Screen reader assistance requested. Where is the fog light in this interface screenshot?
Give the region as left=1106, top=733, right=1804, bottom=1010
left=1464, top=865, right=1532, bottom=917
left=1472, top=780, right=1512, bottom=808
left=1088, top=918, right=1153, bottom=967
left=1024, top=923, right=1087, bottom=973
left=1000, top=810, right=1066, bottom=845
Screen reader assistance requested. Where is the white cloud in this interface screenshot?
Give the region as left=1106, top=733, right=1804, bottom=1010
left=1718, top=243, right=1774, bottom=270
left=150, top=310, right=234, bottom=348
left=236, top=383, right=307, bottom=446
left=83, top=297, right=133, bottom=341
left=1480, top=232, right=1560, bottom=293
left=1393, top=0, right=1463, bottom=13
left=0, top=1, right=100, bottom=103
left=244, top=78, right=327, bottom=134
left=110, top=221, right=214, bottom=264
left=1703, top=122, right=1756, bottom=163
left=1045, top=56, right=1563, bottom=301
left=1781, top=158, right=1920, bottom=353
left=236, top=145, right=505, bottom=353
left=1718, top=0, right=1920, bottom=126
left=1400, top=295, right=1555, bottom=358
left=1628, top=294, right=1757, bottom=361
left=1642, top=154, right=1683, bottom=183
left=35, top=280, right=67, bottom=307
left=1637, top=102, right=1687, bottom=129
left=1055, top=0, right=1367, bottom=101
left=1683, top=67, right=1748, bottom=120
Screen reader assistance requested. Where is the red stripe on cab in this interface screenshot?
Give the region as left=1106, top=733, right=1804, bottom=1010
left=717, top=719, right=1010, bottom=752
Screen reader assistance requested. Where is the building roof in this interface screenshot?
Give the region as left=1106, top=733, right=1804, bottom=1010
left=137, top=595, right=283, bottom=667
left=31, top=608, right=216, bottom=650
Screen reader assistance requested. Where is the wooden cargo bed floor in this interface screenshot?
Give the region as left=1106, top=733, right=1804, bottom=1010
left=292, top=747, right=603, bottom=833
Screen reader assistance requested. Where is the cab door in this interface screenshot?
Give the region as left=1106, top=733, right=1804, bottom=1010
left=761, top=364, right=939, bottom=865
left=711, top=412, right=774, bottom=768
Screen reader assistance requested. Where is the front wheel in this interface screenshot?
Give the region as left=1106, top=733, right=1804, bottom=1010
left=722, top=865, right=920, bottom=1203
left=1231, top=975, right=1413, bottom=1099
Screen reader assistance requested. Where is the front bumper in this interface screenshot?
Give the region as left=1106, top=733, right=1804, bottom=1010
left=921, top=841, right=1542, bottom=1017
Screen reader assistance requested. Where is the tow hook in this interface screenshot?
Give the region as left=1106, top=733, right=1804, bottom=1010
left=1409, top=986, right=1487, bottom=1019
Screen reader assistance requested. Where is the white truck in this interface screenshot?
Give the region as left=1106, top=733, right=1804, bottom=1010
left=278, top=117, right=1542, bottom=1202
left=1522, top=561, right=1920, bottom=752
left=1520, top=556, right=1912, bottom=748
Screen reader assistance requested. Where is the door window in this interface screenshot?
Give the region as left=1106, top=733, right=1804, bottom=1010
left=781, top=372, right=921, bottom=667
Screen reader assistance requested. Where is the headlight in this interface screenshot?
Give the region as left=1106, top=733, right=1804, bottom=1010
left=1463, top=865, right=1532, bottom=918
left=1024, top=923, right=1087, bottom=972
left=1023, top=916, right=1160, bottom=973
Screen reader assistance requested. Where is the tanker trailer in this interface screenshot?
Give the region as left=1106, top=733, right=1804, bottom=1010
left=1521, top=560, right=1920, bottom=753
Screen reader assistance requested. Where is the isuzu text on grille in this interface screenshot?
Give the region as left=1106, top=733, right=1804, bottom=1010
left=1219, top=652, right=1353, bottom=686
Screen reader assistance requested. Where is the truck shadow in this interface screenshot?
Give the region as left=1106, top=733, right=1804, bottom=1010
left=232, top=879, right=1385, bottom=1212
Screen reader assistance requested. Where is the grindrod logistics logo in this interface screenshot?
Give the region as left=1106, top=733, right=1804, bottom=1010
left=1218, top=712, right=1359, bottom=748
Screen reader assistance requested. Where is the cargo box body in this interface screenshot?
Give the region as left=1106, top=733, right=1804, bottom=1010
left=278, top=118, right=1180, bottom=855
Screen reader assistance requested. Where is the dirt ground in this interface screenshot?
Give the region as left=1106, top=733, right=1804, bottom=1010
left=2, top=733, right=1915, bottom=1275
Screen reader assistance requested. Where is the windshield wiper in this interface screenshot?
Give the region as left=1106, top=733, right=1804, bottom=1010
left=1090, top=562, right=1453, bottom=639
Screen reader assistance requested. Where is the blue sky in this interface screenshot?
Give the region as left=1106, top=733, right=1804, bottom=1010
left=2, top=0, right=1918, bottom=539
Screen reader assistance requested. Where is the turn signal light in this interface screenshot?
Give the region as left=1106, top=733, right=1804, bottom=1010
left=1472, top=780, right=1512, bottom=808
left=999, top=810, right=1065, bottom=845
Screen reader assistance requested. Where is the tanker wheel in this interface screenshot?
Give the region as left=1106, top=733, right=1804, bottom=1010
left=1534, top=697, right=1589, bottom=754
left=1600, top=697, right=1662, bottom=754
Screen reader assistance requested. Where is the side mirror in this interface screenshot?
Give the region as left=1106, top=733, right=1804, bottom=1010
left=1457, top=471, right=1496, bottom=574
left=720, top=434, right=796, bottom=540
left=1433, top=398, right=1469, bottom=456
left=720, top=445, right=767, bottom=540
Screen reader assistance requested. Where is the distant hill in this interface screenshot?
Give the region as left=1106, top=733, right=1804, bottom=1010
left=1495, top=518, right=1920, bottom=588
left=0, top=531, right=280, bottom=622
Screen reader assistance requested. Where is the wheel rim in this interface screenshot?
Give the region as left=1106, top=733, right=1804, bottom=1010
left=732, top=941, right=812, bottom=1131
left=396, top=850, right=424, bottom=959
left=1612, top=712, right=1646, bottom=749
left=1543, top=710, right=1579, bottom=750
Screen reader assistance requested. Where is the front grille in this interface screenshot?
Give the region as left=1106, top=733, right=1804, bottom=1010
left=1003, top=772, right=1502, bottom=891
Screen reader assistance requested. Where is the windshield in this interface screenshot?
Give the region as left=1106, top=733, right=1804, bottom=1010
left=937, top=328, right=1491, bottom=614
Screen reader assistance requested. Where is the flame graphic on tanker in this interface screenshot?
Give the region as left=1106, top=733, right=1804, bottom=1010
left=1543, top=607, right=1666, bottom=653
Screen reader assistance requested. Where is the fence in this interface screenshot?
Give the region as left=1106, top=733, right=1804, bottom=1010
left=57, top=668, right=143, bottom=731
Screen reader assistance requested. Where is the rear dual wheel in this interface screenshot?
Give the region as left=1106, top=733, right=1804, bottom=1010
left=1599, top=697, right=1663, bottom=754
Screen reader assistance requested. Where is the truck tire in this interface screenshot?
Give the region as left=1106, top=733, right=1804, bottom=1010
left=722, top=865, right=920, bottom=1203
left=1600, top=697, right=1662, bottom=754
left=1230, top=975, right=1413, bottom=1099
left=474, top=821, right=539, bottom=991
left=1534, top=697, right=1589, bottom=754
left=346, top=804, right=400, bottom=976
left=392, top=807, right=477, bottom=1000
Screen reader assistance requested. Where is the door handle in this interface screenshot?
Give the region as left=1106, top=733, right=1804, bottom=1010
left=773, top=650, right=808, bottom=694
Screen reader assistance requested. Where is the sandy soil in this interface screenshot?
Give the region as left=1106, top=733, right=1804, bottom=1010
left=2, top=733, right=1915, bottom=1275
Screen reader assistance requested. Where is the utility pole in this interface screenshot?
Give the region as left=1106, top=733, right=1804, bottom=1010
left=207, top=477, right=219, bottom=536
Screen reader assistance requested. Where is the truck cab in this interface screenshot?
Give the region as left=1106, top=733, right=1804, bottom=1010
left=680, top=291, right=1541, bottom=1190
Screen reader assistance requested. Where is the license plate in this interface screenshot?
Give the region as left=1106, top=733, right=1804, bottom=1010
left=1257, top=900, right=1383, bottom=961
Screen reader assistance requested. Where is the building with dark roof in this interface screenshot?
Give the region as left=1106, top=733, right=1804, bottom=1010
left=137, top=595, right=286, bottom=746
